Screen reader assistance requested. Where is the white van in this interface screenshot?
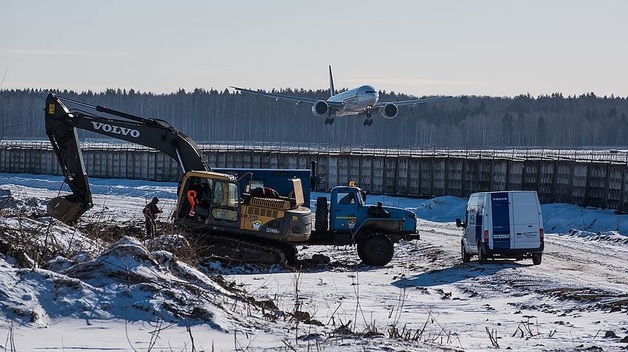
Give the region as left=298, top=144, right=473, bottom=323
left=455, top=191, right=544, bottom=265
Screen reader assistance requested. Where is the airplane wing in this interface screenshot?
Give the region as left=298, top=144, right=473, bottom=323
left=374, top=96, right=454, bottom=108
left=231, top=86, right=320, bottom=105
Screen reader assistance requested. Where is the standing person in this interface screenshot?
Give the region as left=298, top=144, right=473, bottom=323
left=143, top=197, right=162, bottom=238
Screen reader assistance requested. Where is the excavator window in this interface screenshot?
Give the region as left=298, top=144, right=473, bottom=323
left=212, top=181, right=239, bottom=221
left=180, top=177, right=213, bottom=220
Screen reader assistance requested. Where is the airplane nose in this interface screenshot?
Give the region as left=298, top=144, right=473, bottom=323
left=368, top=92, right=378, bottom=105
left=358, top=87, right=378, bottom=105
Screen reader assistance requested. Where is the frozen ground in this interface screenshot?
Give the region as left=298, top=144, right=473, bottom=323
left=0, top=173, right=627, bottom=351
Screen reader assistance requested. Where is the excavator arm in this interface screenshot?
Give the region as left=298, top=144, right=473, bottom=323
left=44, top=93, right=210, bottom=223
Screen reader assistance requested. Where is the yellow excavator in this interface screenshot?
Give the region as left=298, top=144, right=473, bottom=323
left=45, top=93, right=312, bottom=264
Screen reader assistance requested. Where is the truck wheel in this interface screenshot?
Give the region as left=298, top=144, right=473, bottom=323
left=315, top=197, right=328, bottom=232
left=532, top=253, right=542, bottom=265
left=477, top=244, right=487, bottom=264
left=461, top=241, right=471, bottom=263
left=357, top=236, right=394, bottom=266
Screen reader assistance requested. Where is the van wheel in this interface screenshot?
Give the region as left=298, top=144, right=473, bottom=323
left=532, top=253, right=542, bottom=265
left=357, top=235, right=394, bottom=266
left=461, top=241, right=471, bottom=263
left=477, top=244, right=487, bottom=264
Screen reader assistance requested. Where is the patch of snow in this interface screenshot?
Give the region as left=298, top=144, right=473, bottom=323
left=1, top=173, right=627, bottom=351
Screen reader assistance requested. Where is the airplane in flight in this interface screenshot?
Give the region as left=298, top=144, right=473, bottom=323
left=231, top=66, right=453, bottom=126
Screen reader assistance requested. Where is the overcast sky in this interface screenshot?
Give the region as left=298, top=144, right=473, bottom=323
left=1, top=0, right=627, bottom=98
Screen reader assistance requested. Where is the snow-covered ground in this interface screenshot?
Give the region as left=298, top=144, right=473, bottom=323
left=1, top=173, right=627, bottom=351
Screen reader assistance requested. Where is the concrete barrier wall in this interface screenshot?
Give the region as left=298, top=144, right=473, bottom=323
left=2, top=144, right=628, bottom=212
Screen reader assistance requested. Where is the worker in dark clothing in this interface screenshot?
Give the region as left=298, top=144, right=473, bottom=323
left=143, top=197, right=162, bottom=238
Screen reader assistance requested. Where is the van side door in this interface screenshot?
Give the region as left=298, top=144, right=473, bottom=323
left=465, top=194, right=483, bottom=254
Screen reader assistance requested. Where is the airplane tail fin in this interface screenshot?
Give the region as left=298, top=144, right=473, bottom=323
left=328, top=65, right=335, bottom=97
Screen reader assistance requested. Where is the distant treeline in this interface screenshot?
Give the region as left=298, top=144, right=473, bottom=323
left=1, top=88, right=627, bottom=147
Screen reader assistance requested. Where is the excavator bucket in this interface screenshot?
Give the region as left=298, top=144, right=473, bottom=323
left=47, top=195, right=90, bottom=225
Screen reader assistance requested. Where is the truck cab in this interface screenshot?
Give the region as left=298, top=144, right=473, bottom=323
left=329, top=186, right=366, bottom=231
left=312, top=185, right=419, bottom=266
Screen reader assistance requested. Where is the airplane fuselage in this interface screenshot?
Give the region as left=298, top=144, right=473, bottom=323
left=328, top=85, right=379, bottom=117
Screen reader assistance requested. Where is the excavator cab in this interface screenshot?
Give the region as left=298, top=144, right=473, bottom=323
left=175, top=171, right=241, bottom=228
left=174, top=171, right=312, bottom=244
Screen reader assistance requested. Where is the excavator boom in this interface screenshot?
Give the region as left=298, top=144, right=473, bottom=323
left=45, top=93, right=210, bottom=223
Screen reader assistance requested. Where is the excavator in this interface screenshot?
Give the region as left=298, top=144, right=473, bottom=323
left=44, top=93, right=312, bottom=264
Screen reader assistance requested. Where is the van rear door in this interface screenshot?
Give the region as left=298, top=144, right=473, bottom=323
left=489, top=192, right=511, bottom=250
left=511, top=192, right=541, bottom=249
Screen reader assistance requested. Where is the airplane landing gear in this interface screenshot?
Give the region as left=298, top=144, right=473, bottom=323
left=325, top=117, right=335, bottom=125
left=363, top=109, right=373, bottom=126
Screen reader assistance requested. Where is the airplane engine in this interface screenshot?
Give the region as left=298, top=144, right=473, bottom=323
left=381, top=103, right=398, bottom=119
left=312, top=100, right=329, bottom=116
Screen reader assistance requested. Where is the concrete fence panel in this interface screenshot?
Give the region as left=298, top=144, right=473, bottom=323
left=3, top=143, right=628, bottom=211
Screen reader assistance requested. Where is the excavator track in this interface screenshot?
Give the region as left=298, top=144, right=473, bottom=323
left=191, top=234, right=291, bottom=265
